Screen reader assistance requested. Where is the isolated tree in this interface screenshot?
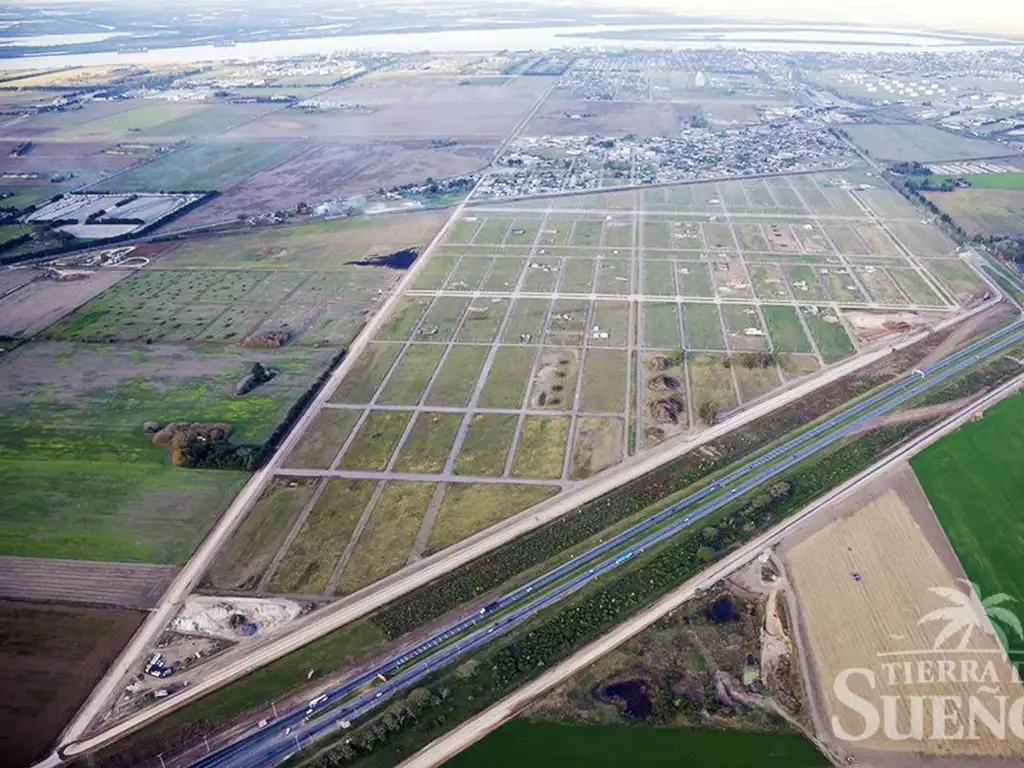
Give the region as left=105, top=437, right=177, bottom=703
left=698, top=399, right=718, bottom=426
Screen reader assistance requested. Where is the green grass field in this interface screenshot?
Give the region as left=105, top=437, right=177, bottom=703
left=159, top=211, right=447, bottom=270
left=205, top=478, right=318, bottom=591
left=761, top=305, right=812, bottom=353
left=801, top=310, right=855, bottom=364
left=268, top=479, right=375, bottom=595
left=337, top=481, right=435, bottom=594
left=446, top=722, right=828, bottom=768
left=0, top=342, right=335, bottom=463
left=94, top=139, right=303, bottom=192
left=426, top=483, right=558, bottom=554
left=916, top=172, right=1024, bottom=190
left=0, top=459, right=245, bottom=563
left=912, top=391, right=1024, bottom=657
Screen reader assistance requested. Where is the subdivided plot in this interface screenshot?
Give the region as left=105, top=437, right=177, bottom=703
left=269, top=173, right=981, bottom=595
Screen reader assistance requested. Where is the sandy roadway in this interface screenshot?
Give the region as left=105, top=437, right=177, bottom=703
left=397, top=370, right=1024, bottom=768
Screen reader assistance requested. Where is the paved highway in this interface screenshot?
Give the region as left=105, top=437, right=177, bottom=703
left=188, top=317, right=1024, bottom=768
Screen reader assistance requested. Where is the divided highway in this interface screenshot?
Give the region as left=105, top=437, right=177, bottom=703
left=188, top=316, right=1024, bottom=768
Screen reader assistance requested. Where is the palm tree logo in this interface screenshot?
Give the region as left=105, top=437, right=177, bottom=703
left=919, top=580, right=1024, bottom=651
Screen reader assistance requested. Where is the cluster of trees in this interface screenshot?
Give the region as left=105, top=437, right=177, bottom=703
left=888, top=160, right=933, bottom=176
left=698, top=399, right=718, bottom=426
left=737, top=351, right=777, bottom=369
left=988, top=236, right=1024, bottom=264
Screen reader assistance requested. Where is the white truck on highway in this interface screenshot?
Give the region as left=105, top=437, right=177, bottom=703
left=306, top=694, right=328, bottom=713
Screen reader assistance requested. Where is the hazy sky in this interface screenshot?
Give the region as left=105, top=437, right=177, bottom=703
left=17, top=0, right=1024, bottom=37
left=595, top=0, right=1022, bottom=36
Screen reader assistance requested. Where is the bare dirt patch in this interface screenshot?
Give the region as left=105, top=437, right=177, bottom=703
left=842, top=308, right=945, bottom=346
left=0, top=556, right=179, bottom=609
left=525, top=99, right=692, bottom=137
left=0, top=600, right=144, bottom=767
left=0, top=267, right=129, bottom=338
left=0, top=140, right=139, bottom=173
left=167, top=139, right=495, bottom=229
left=223, top=79, right=548, bottom=140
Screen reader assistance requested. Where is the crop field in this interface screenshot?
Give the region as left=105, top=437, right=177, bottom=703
left=785, top=469, right=1024, bottom=757
left=254, top=173, right=977, bottom=598
left=0, top=601, right=144, bottom=767
left=912, top=392, right=1024, bottom=660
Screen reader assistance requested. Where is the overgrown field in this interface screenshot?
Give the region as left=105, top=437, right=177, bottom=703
left=912, top=390, right=1024, bottom=657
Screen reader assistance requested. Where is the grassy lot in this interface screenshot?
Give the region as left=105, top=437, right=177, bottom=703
left=391, top=412, right=463, bottom=474
left=924, top=188, right=1024, bottom=237
left=688, top=353, right=739, bottom=414
left=733, top=361, right=782, bottom=402
left=331, top=343, right=401, bottom=404
left=928, top=259, right=989, bottom=304
left=0, top=459, right=245, bottom=563
left=0, top=185, right=62, bottom=210
left=580, top=348, right=628, bottom=413
left=761, top=305, right=812, bottom=353
left=268, top=479, right=375, bottom=595
left=477, top=346, right=536, bottom=408
left=423, top=345, right=490, bottom=406
left=337, top=482, right=435, bottom=594
left=376, top=345, right=446, bottom=405
left=376, top=296, right=432, bottom=341
left=446, top=722, right=828, bottom=768
left=86, top=619, right=385, bottom=768
left=511, top=416, right=570, bottom=479
left=43, top=267, right=392, bottom=346
left=336, top=411, right=411, bottom=471
left=204, top=478, right=319, bottom=591
left=283, top=409, right=359, bottom=469
left=842, top=123, right=1006, bottom=162
left=682, top=303, right=725, bottom=350
left=453, top=414, right=519, bottom=476
left=159, top=210, right=447, bottom=269
left=912, top=391, right=1024, bottom=657
left=94, top=139, right=303, bottom=192
left=426, top=483, right=558, bottom=554
left=642, top=302, right=682, bottom=348
left=801, top=310, right=855, bottom=364
left=570, top=416, right=624, bottom=480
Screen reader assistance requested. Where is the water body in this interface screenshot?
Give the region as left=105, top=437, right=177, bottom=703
left=602, top=679, right=653, bottom=718
left=0, top=22, right=1018, bottom=70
